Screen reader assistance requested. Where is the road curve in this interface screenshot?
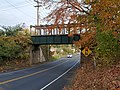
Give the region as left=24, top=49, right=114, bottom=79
left=0, top=55, right=80, bottom=90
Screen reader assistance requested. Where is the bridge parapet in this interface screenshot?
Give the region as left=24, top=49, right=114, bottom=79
left=30, top=24, right=82, bottom=36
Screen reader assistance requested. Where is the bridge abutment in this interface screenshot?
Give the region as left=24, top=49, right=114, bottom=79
left=30, top=45, right=46, bottom=64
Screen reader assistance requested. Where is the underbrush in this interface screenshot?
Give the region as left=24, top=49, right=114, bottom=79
left=0, top=59, right=30, bottom=73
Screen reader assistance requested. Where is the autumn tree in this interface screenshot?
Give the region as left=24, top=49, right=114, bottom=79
left=43, top=0, right=119, bottom=44
left=42, top=0, right=94, bottom=46
left=85, top=0, right=120, bottom=66
left=42, top=0, right=120, bottom=66
left=0, top=24, right=23, bottom=36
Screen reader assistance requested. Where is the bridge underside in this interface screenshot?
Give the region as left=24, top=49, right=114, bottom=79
left=31, top=34, right=80, bottom=45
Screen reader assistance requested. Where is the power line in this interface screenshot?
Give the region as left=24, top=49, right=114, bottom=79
left=4, top=0, right=36, bottom=20
left=25, top=0, right=34, bottom=6
left=0, top=1, right=28, bottom=8
left=0, top=3, right=31, bottom=11
left=1, top=10, right=23, bottom=22
left=0, top=10, right=36, bottom=26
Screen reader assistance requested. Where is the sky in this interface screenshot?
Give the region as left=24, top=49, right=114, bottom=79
left=0, top=0, right=50, bottom=27
left=0, top=0, right=82, bottom=27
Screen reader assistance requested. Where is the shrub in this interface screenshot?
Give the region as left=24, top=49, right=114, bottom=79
left=0, top=35, right=31, bottom=63
left=95, top=30, right=120, bottom=67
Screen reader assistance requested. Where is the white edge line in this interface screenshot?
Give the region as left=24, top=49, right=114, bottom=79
left=40, top=60, right=79, bottom=90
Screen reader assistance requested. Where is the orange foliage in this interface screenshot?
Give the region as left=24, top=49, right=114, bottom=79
left=44, top=0, right=120, bottom=46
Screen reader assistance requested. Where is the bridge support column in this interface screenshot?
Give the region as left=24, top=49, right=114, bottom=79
left=30, top=45, right=45, bottom=64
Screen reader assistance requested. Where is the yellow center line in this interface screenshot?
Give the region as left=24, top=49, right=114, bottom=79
left=0, top=60, right=69, bottom=85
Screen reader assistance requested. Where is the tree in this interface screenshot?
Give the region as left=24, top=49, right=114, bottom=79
left=42, top=0, right=92, bottom=46
left=0, top=25, right=31, bottom=64
left=43, top=0, right=120, bottom=66
left=95, top=30, right=120, bottom=66
left=43, top=0, right=120, bottom=44
left=0, top=29, right=5, bottom=36
left=0, top=24, right=22, bottom=36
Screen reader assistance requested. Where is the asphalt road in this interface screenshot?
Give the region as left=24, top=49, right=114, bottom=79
left=0, top=55, right=80, bottom=90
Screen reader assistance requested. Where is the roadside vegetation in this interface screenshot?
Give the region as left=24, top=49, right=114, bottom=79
left=95, top=30, right=120, bottom=67
left=0, top=25, right=32, bottom=72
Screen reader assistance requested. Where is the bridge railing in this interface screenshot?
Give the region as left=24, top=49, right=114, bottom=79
left=30, top=24, right=82, bottom=36
left=30, top=27, right=69, bottom=36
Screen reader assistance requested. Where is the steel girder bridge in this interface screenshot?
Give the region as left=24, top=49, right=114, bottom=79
left=30, top=24, right=82, bottom=45
left=30, top=24, right=81, bottom=64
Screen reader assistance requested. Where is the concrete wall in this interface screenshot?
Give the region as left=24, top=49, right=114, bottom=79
left=30, top=45, right=50, bottom=64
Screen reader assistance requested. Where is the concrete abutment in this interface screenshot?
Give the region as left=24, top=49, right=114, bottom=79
left=30, top=45, right=50, bottom=64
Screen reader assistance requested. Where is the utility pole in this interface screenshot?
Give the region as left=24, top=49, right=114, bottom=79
left=34, top=0, right=42, bottom=26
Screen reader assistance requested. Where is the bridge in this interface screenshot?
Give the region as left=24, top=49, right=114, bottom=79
left=31, top=34, right=80, bottom=45
left=30, top=24, right=81, bottom=64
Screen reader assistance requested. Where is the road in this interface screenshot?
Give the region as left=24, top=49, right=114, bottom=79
left=0, top=55, right=80, bottom=90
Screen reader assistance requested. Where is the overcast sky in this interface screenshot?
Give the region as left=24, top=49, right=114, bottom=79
left=0, top=0, right=83, bottom=27
left=0, top=0, right=50, bottom=26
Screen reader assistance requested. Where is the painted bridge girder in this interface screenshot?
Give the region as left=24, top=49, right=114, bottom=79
left=31, top=34, right=80, bottom=45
